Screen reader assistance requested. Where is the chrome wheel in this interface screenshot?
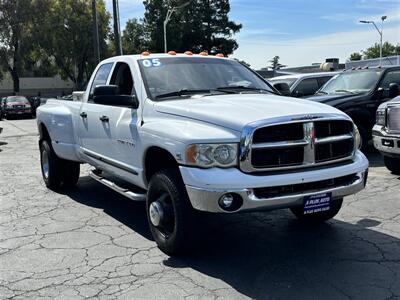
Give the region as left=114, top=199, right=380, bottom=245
left=41, top=149, right=49, bottom=179
left=149, top=193, right=175, bottom=237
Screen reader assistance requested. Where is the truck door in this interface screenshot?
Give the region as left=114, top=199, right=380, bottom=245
left=78, top=62, right=114, bottom=153
left=91, top=62, right=141, bottom=176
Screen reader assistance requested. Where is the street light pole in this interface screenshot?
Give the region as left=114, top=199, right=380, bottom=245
left=112, top=0, right=123, bottom=56
left=359, top=16, right=387, bottom=66
left=92, top=0, right=100, bottom=64
left=163, top=1, right=191, bottom=53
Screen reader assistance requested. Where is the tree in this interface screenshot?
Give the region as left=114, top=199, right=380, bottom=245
left=349, top=42, right=400, bottom=61
left=36, top=0, right=111, bottom=90
left=0, top=0, right=35, bottom=92
left=362, top=42, right=400, bottom=59
left=350, top=52, right=362, bottom=61
left=143, top=0, right=242, bottom=55
left=268, top=56, right=286, bottom=77
left=122, top=18, right=148, bottom=54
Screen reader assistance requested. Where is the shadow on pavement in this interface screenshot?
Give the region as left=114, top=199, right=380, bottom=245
left=364, top=146, right=384, bottom=168
left=64, top=176, right=152, bottom=240
left=62, top=174, right=399, bottom=299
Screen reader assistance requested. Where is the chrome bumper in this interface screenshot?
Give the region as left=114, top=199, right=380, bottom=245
left=181, top=151, right=369, bottom=213
left=373, top=125, right=400, bottom=156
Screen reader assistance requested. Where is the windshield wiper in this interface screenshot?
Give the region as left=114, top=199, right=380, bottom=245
left=315, top=90, right=328, bottom=95
left=216, top=86, right=272, bottom=94
left=155, top=89, right=212, bottom=99
left=334, top=89, right=353, bottom=94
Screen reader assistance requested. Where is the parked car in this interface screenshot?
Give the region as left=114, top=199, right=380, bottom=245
left=373, top=95, right=400, bottom=174
left=37, top=53, right=368, bottom=255
left=2, top=96, right=33, bottom=119
left=0, top=97, right=5, bottom=120
left=270, top=72, right=338, bottom=97
left=303, top=66, right=400, bottom=150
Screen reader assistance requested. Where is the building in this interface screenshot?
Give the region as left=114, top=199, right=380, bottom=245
left=0, top=75, right=73, bottom=98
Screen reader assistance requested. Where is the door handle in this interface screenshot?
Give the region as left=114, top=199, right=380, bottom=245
left=80, top=112, right=87, bottom=118
left=99, top=115, right=109, bottom=122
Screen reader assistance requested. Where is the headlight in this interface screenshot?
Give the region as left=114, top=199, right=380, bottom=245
left=186, top=143, right=238, bottom=168
left=376, top=109, right=386, bottom=126
left=354, top=125, right=361, bottom=150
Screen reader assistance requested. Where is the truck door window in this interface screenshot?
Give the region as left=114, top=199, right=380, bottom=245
left=110, top=62, right=134, bottom=96
left=317, top=76, right=333, bottom=88
left=293, top=78, right=319, bottom=96
left=380, top=70, right=400, bottom=89
left=89, top=63, right=113, bottom=96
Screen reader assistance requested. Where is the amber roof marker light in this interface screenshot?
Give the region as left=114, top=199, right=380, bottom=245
left=216, top=53, right=225, bottom=58
left=168, top=51, right=177, bottom=55
left=141, top=51, right=150, bottom=56
left=184, top=51, right=193, bottom=56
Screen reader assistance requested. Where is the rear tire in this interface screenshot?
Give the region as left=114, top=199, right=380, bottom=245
left=290, top=198, right=343, bottom=223
left=146, top=169, right=196, bottom=255
left=384, top=156, right=400, bottom=175
left=40, top=140, right=80, bottom=189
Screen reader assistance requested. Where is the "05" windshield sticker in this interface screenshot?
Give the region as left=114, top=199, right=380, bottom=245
left=142, top=59, right=162, bottom=68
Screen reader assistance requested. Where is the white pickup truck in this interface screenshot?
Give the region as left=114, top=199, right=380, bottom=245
left=37, top=53, right=369, bottom=254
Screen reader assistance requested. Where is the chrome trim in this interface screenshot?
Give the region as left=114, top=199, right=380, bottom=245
left=252, top=140, right=308, bottom=149
left=387, top=105, right=400, bottom=134
left=315, top=134, right=353, bottom=144
left=83, top=148, right=138, bottom=175
left=239, top=113, right=355, bottom=173
left=89, top=171, right=146, bottom=201
left=186, top=171, right=367, bottom=213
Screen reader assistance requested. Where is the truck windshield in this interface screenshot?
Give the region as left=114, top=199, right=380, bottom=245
left=138, top=57, right=275, bottom=100
left=319, top=70, right=383, bottom=94
left=6, top=96, right=29, bottom=103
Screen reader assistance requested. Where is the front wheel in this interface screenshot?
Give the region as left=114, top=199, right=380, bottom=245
left=384, top=156, right=400, bottom=175
left=146, top=169, right=196, bottom=255
left=290, top=198, right=343, bottom=223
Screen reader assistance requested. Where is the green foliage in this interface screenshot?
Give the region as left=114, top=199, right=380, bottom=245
left=363, top=42, right=400, bottom=59
left=269, top=56, right=285, bottom=70
left=142, top=0, right=242, bottom=55
left=350, top=52, right=362, bottom=61
left=122, top=18, right=148, bottom=54
left=349, top=42, right=400, bottom=61
left=35, top=0, right=111, bottom=89
left=0, top=0, right=36, bottom=92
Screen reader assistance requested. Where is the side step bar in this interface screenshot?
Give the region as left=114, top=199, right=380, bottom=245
left=89, top=170, right=147, bottom=201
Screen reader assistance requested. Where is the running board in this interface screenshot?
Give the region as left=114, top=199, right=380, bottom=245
left=89, top=170, right=147, bottom=201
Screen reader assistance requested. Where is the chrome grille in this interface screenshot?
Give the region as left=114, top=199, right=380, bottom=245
left=239, top=115, right=355, bottom=173
left=387, top=106, right=400, bottom=132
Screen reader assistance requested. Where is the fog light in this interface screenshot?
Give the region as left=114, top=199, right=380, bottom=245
left=218, top=193, right=243, bottom=212
left=220, top=194, right=234, bottom=208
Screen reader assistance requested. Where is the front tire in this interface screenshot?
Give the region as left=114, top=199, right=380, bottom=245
left=384, top=156, right=400, bottom=175
left=290, top=198, right=343, bottom=223
left=146, top=169, right=196, bottom=255
left=40, top=140, right=80, bottom=189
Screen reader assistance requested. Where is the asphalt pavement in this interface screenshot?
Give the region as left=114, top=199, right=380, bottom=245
left=0, top=118, right=400, bottom=299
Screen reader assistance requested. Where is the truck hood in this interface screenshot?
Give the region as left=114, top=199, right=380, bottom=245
left=154, top=94, right=345, bottom=131
left=306, top=92, right=365, bottom=104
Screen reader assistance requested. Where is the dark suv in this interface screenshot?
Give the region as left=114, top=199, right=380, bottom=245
left=305, top=66, right=400, bottom=150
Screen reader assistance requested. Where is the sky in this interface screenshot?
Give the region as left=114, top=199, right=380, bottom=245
left=105, top=0, right=400, bottom=69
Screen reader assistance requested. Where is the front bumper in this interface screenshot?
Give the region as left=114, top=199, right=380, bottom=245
left=4, top=108, right=31, bottom=115
left=373, top=125, right=400, bottom=156
left=180, top=151, right=369, bottom=213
